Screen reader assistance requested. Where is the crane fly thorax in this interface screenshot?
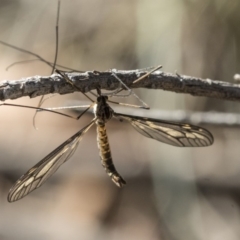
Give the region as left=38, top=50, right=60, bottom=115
left=93, top=96, right=114, bottom=124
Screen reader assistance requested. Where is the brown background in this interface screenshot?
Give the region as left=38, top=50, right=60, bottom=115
left=0, top=0, right=240, bottom=239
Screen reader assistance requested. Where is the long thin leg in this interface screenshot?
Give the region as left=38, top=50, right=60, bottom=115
left=37, top=105, right=91, bottom=112
left=135, top=65, right=161, bottom=72
left=111, top=65, right=162, bottom=95
left=37, top=94, right=57, bottom=105
left=132, top=65, right=162, bottom=85
left=88, top=90, right=98, bottom=98
left=6, top=59, right=82, bottom=72
left=0, top=41, right=53, bottom=69
left=37, top=100, right=148, bottom=111
left=52, top=0, right=60, bottom=74
left=108, top=100, right=149, bottom=109
left=1, top=2, right=92, bottom=127
left=56, top=69, right=95, bottom=103
left=33, top=1, right=61, bottom=129
left=1, top=103, right=94, bottom=123
left=0, top=103, right=76, bottom=119
left=55, top=69, right=85, bottom=74
left=110, top=72, right=149, bottom=109
left=76, top=105, right=92, bottom=120
left=105, top=65, right=162, bottom=109
left=100, top=85, right=123, bottom=97
left=105, top=72, right=133, bottom=97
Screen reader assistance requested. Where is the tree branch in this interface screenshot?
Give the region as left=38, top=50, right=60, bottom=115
left=0, top=69, right=239, bottom=102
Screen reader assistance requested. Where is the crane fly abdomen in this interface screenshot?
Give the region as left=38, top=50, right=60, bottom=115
left=96, top=122, right=126, bottom=188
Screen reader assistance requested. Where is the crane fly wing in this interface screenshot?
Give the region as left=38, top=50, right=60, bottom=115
left=114, top=113, right=213, bottom=147
left=8, top=119, right=96, bottom=202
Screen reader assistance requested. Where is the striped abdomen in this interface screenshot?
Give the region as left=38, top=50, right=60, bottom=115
left=96, top=122, right=126, bottom=187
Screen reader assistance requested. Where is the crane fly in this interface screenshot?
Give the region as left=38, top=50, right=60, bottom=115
left=7, top=80, right=214, bottom=202
left=0, top=1, right=213, bottom=202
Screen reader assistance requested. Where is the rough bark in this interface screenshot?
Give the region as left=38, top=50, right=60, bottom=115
left=0, top=69, right=239, bottom=102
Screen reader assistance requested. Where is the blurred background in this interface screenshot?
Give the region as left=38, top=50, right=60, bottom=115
left=0, top=0, right=240, bottom=239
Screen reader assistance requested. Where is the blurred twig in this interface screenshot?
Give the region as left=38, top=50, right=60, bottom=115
left=69, top=100, right=240, bottom=127
left=138, top=110, right=240, bottom=127
left=0, top=69, right=240, bottom=101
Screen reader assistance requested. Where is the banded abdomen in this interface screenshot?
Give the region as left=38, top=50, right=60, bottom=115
left=96, top=122, right=126, bottom=187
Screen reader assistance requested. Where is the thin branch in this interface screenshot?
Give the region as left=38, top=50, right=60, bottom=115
left=67, top=100, right=240, bottom=127
left=130, top=110, right=240, bottom=127
left=0, top=69, right=240, bottom=102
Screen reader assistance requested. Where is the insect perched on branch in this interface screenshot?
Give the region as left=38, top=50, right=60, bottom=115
left=5, top=67, right=214, bottom=202
left=0, top=1, right=213, bottom=202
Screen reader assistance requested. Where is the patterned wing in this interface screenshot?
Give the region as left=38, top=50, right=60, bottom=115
left=114, top=113, right=213, bottom=147
left=8, top=120, right=95, bottom=202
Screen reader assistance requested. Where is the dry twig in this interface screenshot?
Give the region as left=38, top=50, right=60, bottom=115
left=0, top=69, right=239, bottom=102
